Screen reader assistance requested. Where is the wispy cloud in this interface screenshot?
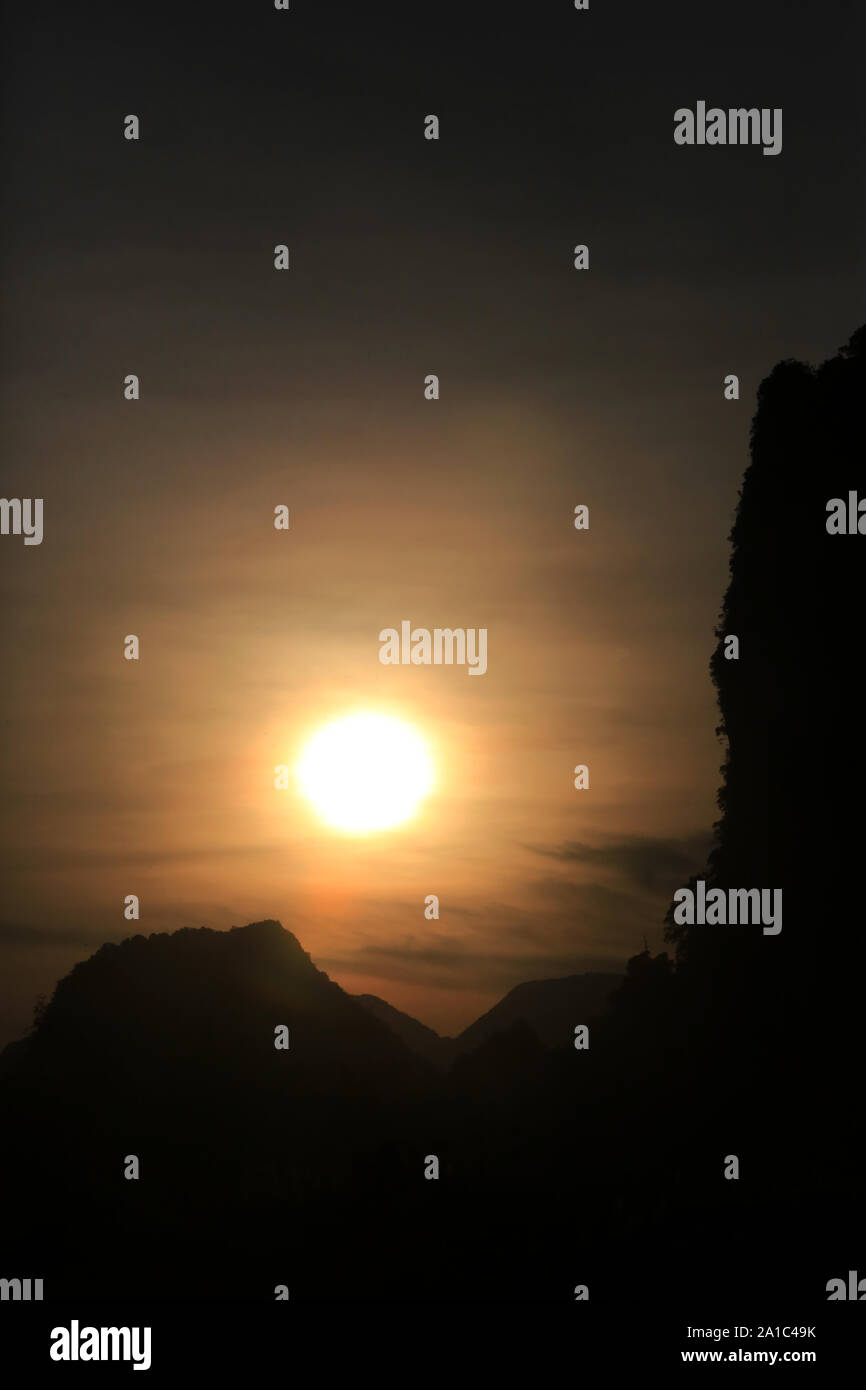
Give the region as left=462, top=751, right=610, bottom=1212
left=529, top=833, right=712, bottom=893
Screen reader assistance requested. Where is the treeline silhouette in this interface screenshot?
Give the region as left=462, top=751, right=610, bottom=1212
left=1, top=328, right=863, bottom=1303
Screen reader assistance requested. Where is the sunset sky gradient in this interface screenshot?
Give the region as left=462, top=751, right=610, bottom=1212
left=1, top=0, right=859, bottom=1044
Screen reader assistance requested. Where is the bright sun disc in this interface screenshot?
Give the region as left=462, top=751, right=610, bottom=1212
left=296, top=713, right=434, bottom=833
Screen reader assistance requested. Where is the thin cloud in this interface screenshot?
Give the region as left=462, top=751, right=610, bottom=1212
left=529, top=833, right=713, bottom=893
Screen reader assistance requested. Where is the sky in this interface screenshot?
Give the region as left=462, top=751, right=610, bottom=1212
left=0, top=0, right=861, bottom=1045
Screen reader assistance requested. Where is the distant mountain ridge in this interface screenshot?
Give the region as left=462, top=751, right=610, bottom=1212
left=453, top=971, right=623, bottom=1053
left=353, top=993, right=457, bottom=1065
left=355, top=970, right=623, bottom=1064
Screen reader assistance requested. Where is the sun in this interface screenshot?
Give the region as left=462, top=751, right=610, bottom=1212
left=296, top=712, right=435, bottom=833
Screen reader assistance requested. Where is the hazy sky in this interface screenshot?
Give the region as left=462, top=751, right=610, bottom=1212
left=1, top=0, right=861, bottom=1044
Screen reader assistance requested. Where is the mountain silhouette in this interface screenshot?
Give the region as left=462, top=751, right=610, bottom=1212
left=453, top=971, right=622, bottom=1054
left=13, top=919, right=432, bottom=1101
left=354, top=993, right=457, bottom=1065
left=0, top=920, right=441, bottom=1298
left=354, top=971, right=622, bottom=1066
